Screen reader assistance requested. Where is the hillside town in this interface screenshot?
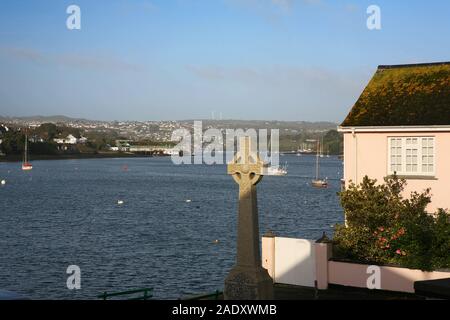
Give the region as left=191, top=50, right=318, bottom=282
left=0, top=117, right=342, bottom=159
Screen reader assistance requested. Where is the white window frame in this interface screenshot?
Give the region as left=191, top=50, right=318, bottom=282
left=387, top=137, right=436, bottom=177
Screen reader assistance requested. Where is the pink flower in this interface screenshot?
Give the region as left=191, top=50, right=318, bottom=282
left=396, top=249, right=402, bottom=255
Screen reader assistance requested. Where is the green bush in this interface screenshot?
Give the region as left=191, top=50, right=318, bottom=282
left=333, top=175, right=450, bottom=271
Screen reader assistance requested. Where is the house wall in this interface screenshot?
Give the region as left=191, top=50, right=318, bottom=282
left=343, top=131, right=450, bottom=212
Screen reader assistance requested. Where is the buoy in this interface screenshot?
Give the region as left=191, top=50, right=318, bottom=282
left=213, top=239, right=220, bottom=244
left=186, top=199, right=192, bottom=203
left=1, top=180, right=6, bottom=185
left=117, top=200, right=124, bottom=205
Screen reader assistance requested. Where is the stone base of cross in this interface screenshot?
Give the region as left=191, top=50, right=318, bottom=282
left=224, top=136, right=274, bottom=300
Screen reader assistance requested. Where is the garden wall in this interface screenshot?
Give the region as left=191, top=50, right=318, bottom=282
left=262, top=235, right=450, bottom=293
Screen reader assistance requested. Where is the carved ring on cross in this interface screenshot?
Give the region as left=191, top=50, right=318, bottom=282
left=228, top=137, right=266, bottom=187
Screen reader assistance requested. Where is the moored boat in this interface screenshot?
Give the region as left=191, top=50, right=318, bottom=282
left=312, top=139, right=328, bottom=188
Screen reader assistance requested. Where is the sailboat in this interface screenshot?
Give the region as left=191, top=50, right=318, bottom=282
left=312, top=140, right=327, bottom=188
left=22, top=133, right=33, bottom=171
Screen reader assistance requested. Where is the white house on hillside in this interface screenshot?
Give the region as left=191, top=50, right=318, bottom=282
left=54, top=134, right=78, bottom=145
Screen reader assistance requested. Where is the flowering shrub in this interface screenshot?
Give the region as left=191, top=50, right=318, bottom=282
left=333, top=176, right=450, bottom=271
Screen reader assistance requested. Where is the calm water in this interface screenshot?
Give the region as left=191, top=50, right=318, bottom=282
left=0, top=155, right=343, bottom=299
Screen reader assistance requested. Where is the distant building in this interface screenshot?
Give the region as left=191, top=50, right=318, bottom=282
left=129, top=145, right=154, bottom=152
left=339, top=62, right=450, bottom=212
left=54, top=134, right=78, bottom=145
left=30, top=135, right=44, bottom=143
left=115, top=140, right=132, bottom=152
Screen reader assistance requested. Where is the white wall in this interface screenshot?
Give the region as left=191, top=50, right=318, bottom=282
left=274, top=237, right=316, bottom=287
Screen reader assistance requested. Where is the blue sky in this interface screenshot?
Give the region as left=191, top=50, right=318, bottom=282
left=0, top=0, right=449, bottom=121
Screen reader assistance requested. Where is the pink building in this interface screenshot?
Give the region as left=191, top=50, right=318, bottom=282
left=339, top=62, right=450, bottom=212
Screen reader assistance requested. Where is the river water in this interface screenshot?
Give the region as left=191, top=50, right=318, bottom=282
left=0, top=155, right=343, bottom=299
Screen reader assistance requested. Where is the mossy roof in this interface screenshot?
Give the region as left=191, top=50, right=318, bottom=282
left=341, top=62, right=450, bottom=127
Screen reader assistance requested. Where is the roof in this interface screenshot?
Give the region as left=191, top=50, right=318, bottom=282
left=341, top=62, right=450, bottom=127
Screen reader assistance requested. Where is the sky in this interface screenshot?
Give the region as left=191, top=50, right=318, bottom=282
left=0, top=0, right=449, bottom=122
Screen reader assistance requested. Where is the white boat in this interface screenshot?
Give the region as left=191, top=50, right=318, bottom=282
left=266, top=163, right=288, bottom=176
left=312, top=179, right=328, bottom=188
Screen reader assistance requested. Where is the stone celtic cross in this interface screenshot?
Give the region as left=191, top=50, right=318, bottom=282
left=224, top=136, right=273, bottom=300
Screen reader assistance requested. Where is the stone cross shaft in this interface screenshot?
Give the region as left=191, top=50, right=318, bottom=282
left=224, top=136, right=273, bottom=300
left=227, top=137, right=264, bottom=267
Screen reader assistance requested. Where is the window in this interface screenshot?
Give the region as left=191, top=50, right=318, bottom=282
left=390, top=138, right=403, bottom=173
left=405, top=138, right=418, bottom=173
left=388, top=137, right=435, bottom=176
left=422, top=138, right=435, bottom=173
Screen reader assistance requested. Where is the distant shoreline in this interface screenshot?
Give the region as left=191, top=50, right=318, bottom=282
left=0, top=152, right=170, bottom=163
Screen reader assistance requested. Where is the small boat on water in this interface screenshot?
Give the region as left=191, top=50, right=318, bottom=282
left=266, top=163, right=288, bottom=176
left=312, top=140, right=328, bottom=188
left=312, top=179, right=328, bottom=188
left=22, top=133, right=33, bottom=171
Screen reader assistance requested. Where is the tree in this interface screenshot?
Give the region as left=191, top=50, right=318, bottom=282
left=333, top=175, right=450, bottom=271
left=323, top=129, right=343, bottom=155
left=34, top=123, right=58, bottom=141
left=1, top=130, right=25, bottom=155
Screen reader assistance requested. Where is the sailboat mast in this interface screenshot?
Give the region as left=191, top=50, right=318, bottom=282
left=321, top=136, right=324, bottom=156
left=316, top=140, right=319, bottom=180
left=24, top=133, right=28, bottom=164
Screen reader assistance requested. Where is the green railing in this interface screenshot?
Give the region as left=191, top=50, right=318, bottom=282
left=97, top=288, right=153, bottom=300
left=181, top=290, right=222, bottom=300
